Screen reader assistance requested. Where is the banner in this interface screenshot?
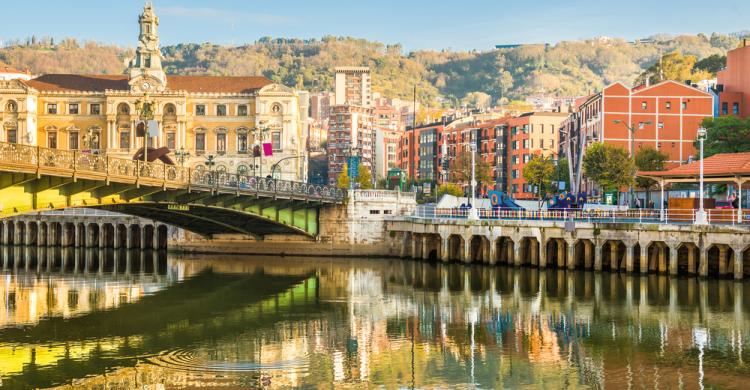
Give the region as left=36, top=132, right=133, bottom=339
left=348, top=156, right=360, bottom=179
left=148, top=120, right=159, bottom=137
left=488, top=190, right=501, bottom=207
left=252, top=144, right=261, bottom=157
left=262, top=143, right=273, bottom=156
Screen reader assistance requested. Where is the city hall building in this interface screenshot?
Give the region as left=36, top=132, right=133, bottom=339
left=0, top=3, right=310, bottom=181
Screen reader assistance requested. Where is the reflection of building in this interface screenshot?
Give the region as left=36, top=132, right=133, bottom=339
left=717, top=39, right=750, bottom=118
left=0, top=4, right=309, bottom=180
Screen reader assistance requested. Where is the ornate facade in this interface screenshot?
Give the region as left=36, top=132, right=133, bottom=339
left=0, top=3, right=309, bottom=180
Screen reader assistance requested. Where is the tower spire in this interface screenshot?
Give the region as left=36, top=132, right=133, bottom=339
left=128, top=1, right=166, bottom=92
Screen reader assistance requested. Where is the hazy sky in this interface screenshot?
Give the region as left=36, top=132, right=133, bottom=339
left=3, top=0, right=749, bottom=51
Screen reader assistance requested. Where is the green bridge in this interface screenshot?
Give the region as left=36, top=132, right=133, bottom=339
left=0, top=142, right=344, bottom=237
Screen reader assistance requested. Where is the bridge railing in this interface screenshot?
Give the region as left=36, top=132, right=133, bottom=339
left=0, top=141, right=345, bottom=203
left=411, top=205, right=750, bottom=226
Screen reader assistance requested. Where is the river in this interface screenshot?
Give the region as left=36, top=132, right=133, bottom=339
left=0, top=246, right=748, bottom=389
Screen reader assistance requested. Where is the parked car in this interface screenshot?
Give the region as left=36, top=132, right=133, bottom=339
left=715, top=201, right=734, bottom=209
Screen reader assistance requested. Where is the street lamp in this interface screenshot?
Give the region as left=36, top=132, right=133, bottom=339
left=468, top=143, right=479, bottom=220
left=204, top=154, right=216, bottom=187
left=695, top=127, right=708, bottom=225
left=614, top=119, right=652, bottom=208
left=174, top=147, right=190, bottom=167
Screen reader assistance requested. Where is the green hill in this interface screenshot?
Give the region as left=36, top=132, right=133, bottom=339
left=0, top=32, right=745, bottom=106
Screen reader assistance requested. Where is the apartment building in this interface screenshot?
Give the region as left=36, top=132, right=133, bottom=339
left=717, top=39, right=750, bottom=118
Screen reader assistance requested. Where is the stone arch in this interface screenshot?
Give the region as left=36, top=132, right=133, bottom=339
left=743, top=246, right=750, bottom=278
left=469, top=235, right=490, bottom=264
left=102, top=223, right=115, bottom=248
left=144, top=224, right=156, bottom=249
left=5, top=99, right=18, bottom=113
left=545, top=239, right=568, bottom=269
left=63, top=223, right=76, bottom=246
left=116, top=224, right=128, bottom=248
left=574, top=239, right=593, bottom=270
left=15, top=221, right=25, bottom=246
left=646, top=241, right=669, bottom=274
left=603, top=240, right=626, bottom=271
left=495, top=237, right=514, bottom=265
left=705, top=244, right=730, bottom=278
left=157, top=225, right=169, bottom=250
left=87, top=223, right=100, bottom=248
left=129, top=224, right=142, bottom=248
left=677, top=243, right=698, bottom=276
left=27, top=222, right=38, bottom=246
left=448, top=234, right=464, bottom=262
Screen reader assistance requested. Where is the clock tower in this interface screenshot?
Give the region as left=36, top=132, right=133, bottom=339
left=128, top=2, right=167, bottom=93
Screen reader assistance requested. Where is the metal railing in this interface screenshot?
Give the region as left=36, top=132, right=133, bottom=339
left=411, top=205, right=750, bottom=226
left=0, top=142, right=345, bottom=203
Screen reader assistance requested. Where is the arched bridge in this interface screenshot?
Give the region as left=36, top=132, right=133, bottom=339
left=0, top=142, right=345, bottom=237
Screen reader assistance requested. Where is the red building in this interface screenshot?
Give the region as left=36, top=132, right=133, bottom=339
left=717, top=39, right=750, bottom=118
left=586, top=80, right=713, bottom=167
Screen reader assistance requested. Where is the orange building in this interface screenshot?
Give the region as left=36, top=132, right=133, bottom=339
left=586, top=80, right=713, bottom=167
left=717, top=39, right=750, bottom=118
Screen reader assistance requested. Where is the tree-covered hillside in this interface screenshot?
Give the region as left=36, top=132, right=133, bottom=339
left=0, top=32, right=746, bottom=106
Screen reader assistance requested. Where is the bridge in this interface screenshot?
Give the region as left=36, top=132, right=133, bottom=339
left=0, top=142, right=345, bottom=238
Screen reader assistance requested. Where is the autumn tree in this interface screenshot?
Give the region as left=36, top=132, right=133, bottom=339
left=522, top=154, right=555, bottom=206
left=337, top=164, right=350, bottom=189
left=449, top=153, right=492, bottom=188
left=634, top=147, right=669, bottom=205
left=583, top=143, right=635, bottom=192
left=634, top=51, right=713, bottom=86
left=358, top=165, right=373, bottom=189
left=437, top=183, right=464, bottom=199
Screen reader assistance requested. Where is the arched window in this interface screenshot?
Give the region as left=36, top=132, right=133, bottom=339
left=271, top=103, right=282, bottom=114
left=237, top=164, right=249, bottom=176
left=117, top=103, right=130, bottom=115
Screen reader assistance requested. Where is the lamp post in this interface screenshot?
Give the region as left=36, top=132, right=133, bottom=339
left=134, top=93, right=155, bottom=166
left=174, top=147, right=190, bottom=167
left=695, top=127, right=708, bottom=225
left=614, top=119, right=651, bottom=207
left=205, top=154, right=216, bottom=187
left=270, top=155, right=303, bottom=180
left=468, top=143, right=479, bottom=220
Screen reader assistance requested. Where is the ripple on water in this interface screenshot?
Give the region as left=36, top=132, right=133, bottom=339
left=145, top=347, right=309, bottom=373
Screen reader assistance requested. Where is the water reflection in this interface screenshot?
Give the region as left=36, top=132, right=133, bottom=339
left=0, top=251, right=748, bottom=389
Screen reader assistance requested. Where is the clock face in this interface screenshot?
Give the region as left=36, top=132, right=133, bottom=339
left=142, top=82, right=151, bottom=91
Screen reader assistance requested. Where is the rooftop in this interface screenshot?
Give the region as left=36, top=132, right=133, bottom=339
left=0, top=62, right=28, bottom=75
left=24, top=74, right=273, bottom=94
left=639, top=152, right=750, bottom=178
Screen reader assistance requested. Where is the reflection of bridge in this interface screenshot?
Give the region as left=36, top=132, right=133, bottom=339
left=0, top=268, right=322, bottom=389
left=0, top=142, right=344, bottom=237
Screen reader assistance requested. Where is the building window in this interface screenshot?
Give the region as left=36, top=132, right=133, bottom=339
left=523, top=139, right=529, bottom=148
left=47, top=132, right=57, bottom=149
left=166, top=132, right=175, bottom=150
left=641, top=101, right=647, bottom=110
left=722, top=102, right=729, bottom=115
left=665, top=101, right=672, bottom=110
left=120, top=131, right=130, bottom=149
left=196, top=104, right=206, bottom=116
left=733, top=102, right=740, bottom=115
left=47, top=103, right=57, bottom=114
left=272, top=131, right=281, bottom=151
left=271, top=103, right=282, bottom=114
left=216, top=133, right=227, bottom=154
left=523, top=154, right=530, bottom=163
left=216, top=104, right=227, bottom=116
left=195, top=133, right=206, bottom=153
left=540, top=139, right=544, bottom=149
left=90, top=104, right=101, bottom=115
left=69, top=132, right=79, bottom=150
left=237, top=133, right=248, bottom=153
left=7, top=129, right=17, bottom=144
left=238, top=105, right=248, bottom=116
left=682, top=102, right=687, bottom=110
left=69, top=103, right=79, bottom=115
left=5, top=101, right=17, bottom=112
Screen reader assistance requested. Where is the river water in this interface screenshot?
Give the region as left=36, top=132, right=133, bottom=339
left=0, top=246, right=748, bottom=389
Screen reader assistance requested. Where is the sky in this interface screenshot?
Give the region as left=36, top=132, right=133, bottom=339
left=2, top=0, right=749, bottom=51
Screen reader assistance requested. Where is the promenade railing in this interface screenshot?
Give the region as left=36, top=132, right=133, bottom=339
left=411, top=205, right=749, bottom=226
left=0, top=142, right=345, bottom=203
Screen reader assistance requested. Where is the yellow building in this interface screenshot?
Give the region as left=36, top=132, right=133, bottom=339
left=0, top=3, right=309, bottom=180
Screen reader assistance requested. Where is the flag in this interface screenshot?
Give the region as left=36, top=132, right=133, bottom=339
left=263, top=143, right=273, bottom=156
left=135, top=121, right=146, bottom=137
left=252, top=144, right=261, bottom=157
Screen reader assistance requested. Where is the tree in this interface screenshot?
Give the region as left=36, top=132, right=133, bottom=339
left=634, top=147, right=668, bottom=206
left=553, top=157, right=570, bottom=192
left=358, top=165, right=373, bottom=189
left=697, top=116, right=750, bottom=157
left=693, top=54, right=726, bottom=74
left=635, top=51, right=713, bottom=86
left=337, top=164, right=350, bottom=189
left=522, top=154, right=555, bottom=206
left=461, top=91, right=492, bottom=110
left=583, top=143, right=635, bottom=192
left=449, top=153, right=492, bottom=188
left=437, top=183, right=464, bottom=198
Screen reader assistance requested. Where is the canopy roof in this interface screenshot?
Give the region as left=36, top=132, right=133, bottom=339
left=638, top=152, right=750, bottom=182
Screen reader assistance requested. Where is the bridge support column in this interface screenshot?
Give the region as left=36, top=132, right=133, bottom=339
left=489, top=239, right=498, bottom=265
left=719, top=246, right=728, bottom=277
left=688, top=245, right=696, bottom=274
left=625, top=241, right=635, bottom=273
left=556, top=239, right=565, bottom=268
left=669, top=244, right=679, bottom=276
left=699, top=245, right=709, bottom=277
left=733, top=246, right=744, bottom=280
left=639, top=242, right=649, bottom=273
left=75, top=225, right=83, bottom=247
left=421, top=234, right=430, bottom=261
left=98, top=223, right=106, bottom=248
left=23, top=224, right=33, bottom=246
left=594, top=242, right=602, bottom=272
left=530, top=239, right=539, bottom=267
left=440, top=235, right=450, bottom=263
left=513, top=239, right=521, bottom=267
left=126, top=227, right=134, bottom=249
left=37, top=224, right=45, bottom=247
left=114, top=225, right=121, bottom=249
left=153, top=225, right=159, bottom=250
left=539, top=239, right=547, bottom=268
left=609, top=242, right=618, bottom=270
left=462, top=235, right=471, bottom=264
left=566, top=239, right=576, bottom=270
left=140, top=225, right=147, bottom=250
left=1, top=221, right=8, bottom=245
left=14, top=222, right=23, bottom=246
left=658, top=244, right=667, bottom=274
left=583, top=241, right=592, bottom=269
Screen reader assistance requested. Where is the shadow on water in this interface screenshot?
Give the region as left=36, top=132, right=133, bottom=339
left=0, top=250, right=749, bottom=388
